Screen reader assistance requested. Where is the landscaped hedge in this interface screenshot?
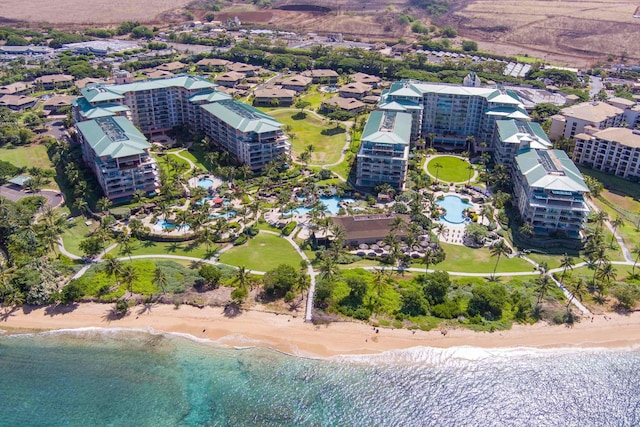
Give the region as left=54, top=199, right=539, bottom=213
left=233, top=234, right=248, bottom=246
left=282, top=221, right=297, bottom=236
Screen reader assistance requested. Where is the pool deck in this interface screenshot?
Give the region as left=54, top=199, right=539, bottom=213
left=434, top=192, right=489, bottom=246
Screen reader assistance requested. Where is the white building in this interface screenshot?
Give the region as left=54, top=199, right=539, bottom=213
left=549, top=101, right=626, bottom=140
left=574, top=127, right=640, bottom=180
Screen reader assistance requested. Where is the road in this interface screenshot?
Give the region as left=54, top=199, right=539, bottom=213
left=589, top=75, right=603, bottom=99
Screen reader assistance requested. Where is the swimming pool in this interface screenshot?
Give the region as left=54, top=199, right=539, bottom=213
left=209, top=211, right=237, bottom=219
left=197, top=178, right=214, bottom=189
left=154, top=219, right=190, bottom=231
left=436, top=195, right=472, bottom=224
left=287, top=197, right=355, bottom=216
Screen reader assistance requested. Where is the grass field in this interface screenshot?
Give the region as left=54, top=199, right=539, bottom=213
left=121, top=239, right=219, bottom=260
left=60, top=218, right=99, bottom=257
left=269, top=109, right=346, bottom=165
left=218, top=232, right=302, bottom=271
left=0, top=143, right=54, bottom=170
left=426, top=156, right=473, bottom=183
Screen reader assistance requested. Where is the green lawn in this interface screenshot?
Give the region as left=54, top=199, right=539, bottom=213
left=426, top=156, right=473, bottom=183
left=416, top=242, right=535, bottom=274
left=300, top=85, right=333, bottom=109
left=122, top=239, right=219, bottom=260
left=269, top=109, right=346, bottom=165
left=0, top=143, right=54, bottom=170
left=60, top=218, right=100, bottom=257
left=218, top=231, right=302, bottom=272
left=153, top=152, right=192, bottom=178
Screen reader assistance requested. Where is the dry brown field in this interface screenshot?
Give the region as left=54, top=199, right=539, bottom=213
left=0, top=0, right=193, bottom=24
left=448, top=0, right=640, bottom=64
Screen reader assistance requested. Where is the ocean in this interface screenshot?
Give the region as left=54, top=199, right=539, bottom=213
left=0, top=329, right=638, bottom=426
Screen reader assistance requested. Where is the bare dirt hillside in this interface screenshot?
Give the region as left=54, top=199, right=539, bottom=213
left=0, top=0, right=194, bottom=24
left=445, top=0, right=640, bottom=63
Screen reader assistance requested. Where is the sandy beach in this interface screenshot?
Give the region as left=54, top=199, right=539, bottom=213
left=1, top=303, right=639, bottom=357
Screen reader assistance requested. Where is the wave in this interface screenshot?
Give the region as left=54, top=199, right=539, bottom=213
left=2, top=327, right=638, bottom=367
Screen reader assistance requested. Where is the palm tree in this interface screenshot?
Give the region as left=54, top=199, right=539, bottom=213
left=559, top=253, right=574, bottom=284
left=234, top=266, right=250, bottom=291
left=121, top=264, right=139, bottom=296
left=372, top=268, right=386, bottom=297
left=422, top=249, right=437, bottom=274
left=490, top=240, right=510, bottom=279
left=466, top=164, right=474, bottom=186
left=96, top=197, right=112, bottom=215
left=102, top=254, right=123, bottom=287
left=595, top=261, right=616, bottom=302
left=390, top=216, right=406, bottom=235
left=594, top=211, right=609, bottom=231
left=153, top=267, right=168, bottom=295
left=535, top=274, right=552, bottom=304
left=632, top=244, right=640, bottom=275
left=566, top=278, right=588, bottom=311
left=610, top=216, right=624, bottom=247
left=319, top=257, right=340, bottom=283
left=519, top=222, right=534, bottom=238
left=434, top=223, right=448, bottom=243
left=433, top=162, right=443, bottom=184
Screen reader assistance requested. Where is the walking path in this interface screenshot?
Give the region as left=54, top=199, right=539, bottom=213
left=586, top=198, right=633, bottom=263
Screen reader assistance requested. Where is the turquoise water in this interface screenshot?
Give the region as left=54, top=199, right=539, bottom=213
left=154, top=219, right=190, bottom=231
left=286, top=197, right=354, bottom=216
left=209, top=211, right=237, bottom=219
left=0, top=330, right=639, bottom=426
left=436, top=195, right=473, bottom=224
left=197, top=178, right=214, bottom=189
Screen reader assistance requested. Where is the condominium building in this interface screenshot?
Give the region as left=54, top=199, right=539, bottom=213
left=379, top=79, right=529, bottom=148
left=201, top=100, right=290, bottom=170
left=74, top=74, right=224, bottom=134
left=356, top=110, right=411, bottom=190
left=73, top=74, right=290, bottom=200
left=513, top=149, right=590, bottom=238
left=493, top=120, right=552, bottom=168
left=573, top=127, right=640, bottom=180
left=76, top=116, right=160, bottom=202
left=548, top=101, right=625, bottom=140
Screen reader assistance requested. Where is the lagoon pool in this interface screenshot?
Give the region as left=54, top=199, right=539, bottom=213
left=197, top=178, right=214, bottom=189
left=209, top=211, right=237, bottom=219
left=436, top=195, right=472, bottom=224
left=154, top=219, right=190, bottom=231
left=285, top=197, right=354, bottom=216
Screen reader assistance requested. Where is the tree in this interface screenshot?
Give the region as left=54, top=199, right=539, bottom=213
left=121, top=264, right=139, bottom=296
left=519, top=222, right=534, bottom=238
left=294, top=99, right=310, bottom=112
left=466, top=164, right=475, bottom=185
left=102, top=254, right=123, bottom=288
left=610, top=216, right=624, bottom=247
left=432, top=162, right=443, bottom=183
left=467, top=283, right=507, bottom=320
left=319, top=257, right=340, bottom=283
left=559, top=253, right=574, bottom=284
left=535, top=274, right=553, bottom=304
left=566, top=278, right=587, bottom=311
left=234, top=266, right=251, bottom=292
left=198, top=264, right=222, bottom=289
left=422, top=250, right=438, bottom=273
left=489, top=240, right=510, bottom=279
left=632, top=244, right=640, bottom=275
left=421, top=271, right=450, bottom=306
left=153, top=267, right=168, bottom=295
left=96, top=197, right=112, bottom=214
left=263, top=264, right=299, bottom=296
left=399, top=287, right=429, bottom=317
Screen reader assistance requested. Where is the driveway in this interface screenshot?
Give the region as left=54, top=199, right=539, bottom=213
left=0, top=185, right=64, bottom=208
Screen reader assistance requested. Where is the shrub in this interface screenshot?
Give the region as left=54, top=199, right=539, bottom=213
left=282, top=221, right=297, bottom=236
left=233, top=234, right=248, bottom=245
left=115, top=299, right=129, bottom=315
left=198, top=264, right=222, bottom=289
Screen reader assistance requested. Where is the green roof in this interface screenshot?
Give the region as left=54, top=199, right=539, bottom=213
left=515, top=149, right=588, bottom=193
left=188, top=90, right=232, bottom=104
left=496, top=120, right=551, bottom=150
left=77, top=116, right=150, bottom=159
left=200, top=100, right=283, bottom=133
left=8, top=175, right=31, bottom=186
left=361, top=110, right=411, bottom=145
left=387, top=80, right=524, bottom=106
left=81, top=74, right=216, bottom=103
left=73, top=97, right=129, bottom=119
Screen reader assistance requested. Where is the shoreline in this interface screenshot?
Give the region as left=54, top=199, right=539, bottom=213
left=1, top=303, right=639, bottom=358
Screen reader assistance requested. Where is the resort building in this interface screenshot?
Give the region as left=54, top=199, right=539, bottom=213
left=513, top=149, right=590, bottom=238
left=73, top=74, right=222, bottom=134
left=252, top=88, right=296, bottom=107
left=76, top=116, right=160, bottom=202
left=330, top=214, right=410, bottom=246
left=301, top=69, right=339, bottom=84
left=338, top=82, right=372, bottom=99
left=0, top=94, right=38, bottom=111
left=573, top=127, right=640, bottom=180
left=379, top=79, right=529, bottom=148
left=279, top=75, right=313, bottom=93
left=356, top=110, right=411, bottom=190
left=493, top=120, right=552, bottom=168
left=201, top=100, right=290, bottom=170
left=350, top=72, right=381, bottom=88
left=73, top=74, right=290, bottom=199
left=548, top=101, right=625, bottom=140
left=0, top=82, right=32, bottom=96
left=321, top=96, right=366, bottom=115
left=34, top=74, right=74, bottom=90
